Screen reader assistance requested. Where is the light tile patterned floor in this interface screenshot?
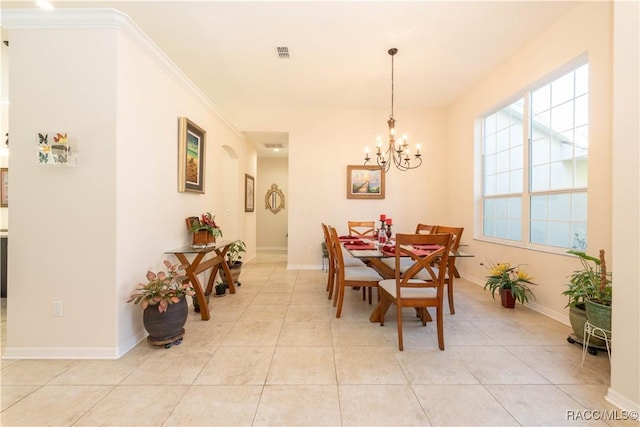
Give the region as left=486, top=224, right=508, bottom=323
left=0, top=250, right=633, bottom=426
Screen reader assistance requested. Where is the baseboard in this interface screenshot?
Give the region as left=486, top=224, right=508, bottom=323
left=461, top=272, right=570, bottom=326
left=2, top=346, right=122, bottom=359
left=287, top=264, right=323, bottom=270
left=256, top=246, right=287, bottom=251
left=606, top=388, right=640, bottom=413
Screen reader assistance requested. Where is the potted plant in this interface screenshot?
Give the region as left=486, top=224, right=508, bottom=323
left=188, top=212, right=223, bottom=247
left=219, top=240, right=246, bottom=287
left=482, top=260, right=536, bottom=308
left=565, top=249, right=612, bottom=336
left=127, top=260, right=195, bottom=346
left=214, top=281, right=227, bottom=297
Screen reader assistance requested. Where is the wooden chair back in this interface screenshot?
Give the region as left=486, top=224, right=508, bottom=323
left=432, top=225, right=463, bottom=252
left=347, top=221, right=375, bottom=237
left=415, top=223, right=436, bottom=234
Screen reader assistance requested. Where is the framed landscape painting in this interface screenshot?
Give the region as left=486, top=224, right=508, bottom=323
left=1, top=168, right=7, bottom=207
left=178, top=117, right=206, bottom=193
left=245, top=174, right=255, bottom=212
left=346, top=165, right=385, bottom=199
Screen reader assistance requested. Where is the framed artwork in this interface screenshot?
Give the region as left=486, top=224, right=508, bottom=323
left=346, top=165, right=385, bottom=199
left=178, top=117, right=206, bottom=193
left=245, top=174, right=255, bottom=212
left=0, top=168, right=7, bottom=207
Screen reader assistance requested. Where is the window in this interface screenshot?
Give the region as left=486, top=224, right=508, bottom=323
left=481, top=62, right=588, bottom=250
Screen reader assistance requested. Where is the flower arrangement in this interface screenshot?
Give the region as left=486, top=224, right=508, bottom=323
left=188, top=212, right=223, bottom=238
left=482, top=260, right=536, bottom=305
left=127, top=260, right=195, bottom=312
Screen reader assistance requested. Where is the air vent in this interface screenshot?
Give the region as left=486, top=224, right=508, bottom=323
left=276, top=46, right=290, bottom=59
left=264, top=143, right=284, bottom=148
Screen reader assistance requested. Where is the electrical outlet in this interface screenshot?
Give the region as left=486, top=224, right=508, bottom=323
left=52, top=301, right=63, bottom=317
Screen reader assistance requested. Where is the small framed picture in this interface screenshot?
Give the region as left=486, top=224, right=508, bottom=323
left=0, top=168, right=7, bottom=207
left=346, top=165, right=385, bottom=199
left=245, top=174, right=255, bottom=212
left=178, top=117, right=206, bottom=193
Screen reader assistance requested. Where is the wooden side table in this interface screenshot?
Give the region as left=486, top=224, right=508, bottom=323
left=165, top=240, right=237, bottom=321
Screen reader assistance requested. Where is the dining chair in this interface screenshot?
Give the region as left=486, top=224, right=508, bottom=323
left=432, top=225, right=464, bottom=314
left=347, top=221, right=375, bottom=237
left=329, top=226, right=383, bottom=318
left=376, top=232, right=452, bottom=350
left=415, top=223, right=436, bottom=234
left=321, top=223, right=366, bottom=301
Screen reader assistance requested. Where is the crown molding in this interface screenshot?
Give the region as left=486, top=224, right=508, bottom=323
left=1, top=8, right=242, bottom=137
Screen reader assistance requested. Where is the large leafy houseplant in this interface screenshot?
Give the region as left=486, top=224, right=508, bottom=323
left=564, top=249, right=612, bottom=307
left=565, top=249, right=612, bottom=336
left=483, top=261, right=536, bottom=306
left=127, top=260, right=195, bottom=312
left=220, top=240, right=247, bottom=287
left=226, top=240, right=246, bottom=265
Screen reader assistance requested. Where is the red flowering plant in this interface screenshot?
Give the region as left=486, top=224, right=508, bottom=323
left=188, top=212, right=223, bottom=238
left=127, top=260, right=195, bottom=312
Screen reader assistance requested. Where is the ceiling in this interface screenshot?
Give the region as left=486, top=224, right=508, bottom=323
left=1, top=1, right=581, bottom=157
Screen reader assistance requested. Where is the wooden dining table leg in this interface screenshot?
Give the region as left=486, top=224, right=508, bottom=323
left=447, top=258, right=455, bottom=314
left=369, top=296, right=392, bottom=323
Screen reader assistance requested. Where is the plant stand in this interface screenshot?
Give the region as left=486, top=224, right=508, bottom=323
left=566, top=333, right=609, bottom=357
left=147, top=328, right=184, bottom=349
left=581, top=321, right=611, bottom=365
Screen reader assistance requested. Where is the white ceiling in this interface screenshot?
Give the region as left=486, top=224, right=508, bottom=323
left=1, top=1, right=581, bottom=157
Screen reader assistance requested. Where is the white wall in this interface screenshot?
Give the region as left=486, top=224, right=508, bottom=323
left=6, top=25, right=119, bottom=356
left=446, top=1, right=612, bottom=322
left=257, top=157, right=288, bottom=250
left=610, top=0, right=640, bottom=412
left=0, top=27, right=9, bottom=230
left=447, top=1, right=638, bottom=412
left=233, top=106, right=449, bottom=268
left=2, top=9, right=256, bottom=358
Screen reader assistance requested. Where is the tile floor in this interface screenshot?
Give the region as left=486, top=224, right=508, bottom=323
left=0, top=251, right=635, bottom=426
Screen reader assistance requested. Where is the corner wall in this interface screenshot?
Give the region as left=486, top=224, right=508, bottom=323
left=2, top=9, right=256, bottom=358
left=609, top=0, right=640, bottom=412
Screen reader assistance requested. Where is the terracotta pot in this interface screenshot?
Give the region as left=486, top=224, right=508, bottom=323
left=192, top=230, right=216, bottom=246
left=500, top=288, right=516, bottom=308
left=142, top=297, right=188, bottom=341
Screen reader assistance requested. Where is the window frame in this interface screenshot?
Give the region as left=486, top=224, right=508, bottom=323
left=477, top=56, right=589, bottom=253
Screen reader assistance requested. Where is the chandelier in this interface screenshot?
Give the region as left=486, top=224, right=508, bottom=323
left=364, top=48, right=422, bottom=172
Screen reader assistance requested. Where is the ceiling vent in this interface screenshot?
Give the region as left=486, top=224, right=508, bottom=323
left=276, top=46, right=290, bottom=59
left=264, top=143, right=284, bottom=148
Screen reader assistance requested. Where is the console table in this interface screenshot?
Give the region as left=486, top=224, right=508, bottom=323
left=165, top=240, right=237, bottom=321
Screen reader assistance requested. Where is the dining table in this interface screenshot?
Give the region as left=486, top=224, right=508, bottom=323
left=165, top=240, right=239, bottom=321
